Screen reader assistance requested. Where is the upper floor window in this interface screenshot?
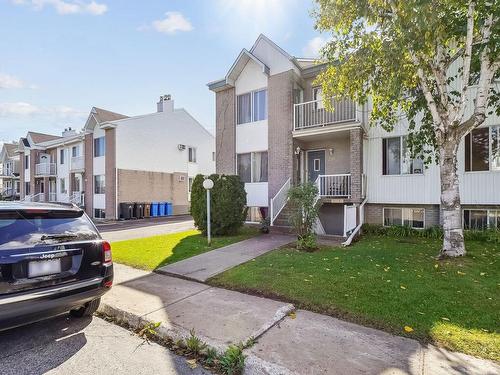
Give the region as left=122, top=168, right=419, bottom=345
left=60, top=178, right=67, bottom=194
left=188, top=147, right=197, bottom=163
left=94, top=175, right=105, bottom=194
left=313, top=87, right=324, bottom=110
left=237, top=89, right=267, bottom=125
left=94, top=137, right=105, bottom=157
left=72, top=146, right=78, bottom=158
left=60, top=149, right=65, bottom=164
left=237, top=151, right=268, bottom=183
left=382, top=136, right=423, bottom=175
left=465, top=126, right=500, bottom=172
left=25, top=155, right=29, bottom=169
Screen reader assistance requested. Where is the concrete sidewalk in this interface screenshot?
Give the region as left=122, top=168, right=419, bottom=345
left=101, top=263, right=499, bottom=375
left=157, top=234, right=294, bottom=282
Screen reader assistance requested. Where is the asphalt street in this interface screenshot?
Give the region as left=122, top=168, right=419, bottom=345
left=0, top=314, right=210, bottom=375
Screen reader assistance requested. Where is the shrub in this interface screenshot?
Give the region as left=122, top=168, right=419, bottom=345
left=190, top=174, right=247, bottom=236
left=288, top=182, right=320, bottom=251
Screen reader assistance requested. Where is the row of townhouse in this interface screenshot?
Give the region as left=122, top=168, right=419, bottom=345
left=208, top=34, right=500, bottom=235
left=0, top=95, right=215, bottom=220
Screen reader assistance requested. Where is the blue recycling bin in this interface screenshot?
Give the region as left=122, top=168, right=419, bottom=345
left=151, top=202, right=159, bottom=217
left=166, top=202, right=173, bottom=216
left=158, top=202, right=166, bottom=216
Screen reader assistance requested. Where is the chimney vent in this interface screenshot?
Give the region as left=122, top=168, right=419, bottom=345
left=157, top=94, right=174, bottom=113
left=62, top=127, right=77, bottom=137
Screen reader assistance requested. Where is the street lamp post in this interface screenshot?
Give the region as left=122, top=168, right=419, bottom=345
left=203, top=178, right=214, bottom=245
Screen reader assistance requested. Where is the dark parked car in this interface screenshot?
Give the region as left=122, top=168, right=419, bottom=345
left=0, top=202, right=113, bottom=331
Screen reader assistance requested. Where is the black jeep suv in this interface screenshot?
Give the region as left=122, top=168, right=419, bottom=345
left=0, top=202, right=113, bottom=331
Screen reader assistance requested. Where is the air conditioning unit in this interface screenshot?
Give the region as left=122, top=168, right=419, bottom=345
left=178, top=144, right=186, bottom=151
left=178, top=175, right=186, bottom=182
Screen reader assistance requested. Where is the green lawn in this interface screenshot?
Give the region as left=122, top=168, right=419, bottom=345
left=111, top=227, right=259, bottom=271
left=209, top=235, right=499, bottom=360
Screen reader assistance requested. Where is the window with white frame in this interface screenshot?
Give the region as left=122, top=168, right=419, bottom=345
left=313, top=87, right=324, bottom=110
left=382, top=136, right=424, bottom=175
left=72, top=145, right=78, bottom=158
left=383, top=207, right=425, bottom=228
left=463, top=209, right=500, bottom=230
left=188, top=147, right=197, bottom=163
left=94, top=175, right=105, bottom=194
left=94, top=208, right=106, bottom=219
left=237, top=89, right=267, bottom=125
left=465, top=126, right=500, bottom=172
left=60, top=178, right=67, bottom=194
left=94, top=137, right=105, bottom=157
left=237, top=151, right=268, bottom=183
left=188, top=177, right=194, bottom=193
left=25, top=155, right=29, bottom=169
left=60, top=149, right=65, bottom=165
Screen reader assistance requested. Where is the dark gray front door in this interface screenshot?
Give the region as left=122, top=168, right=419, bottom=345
left=308, top=150, right=325, bottom=182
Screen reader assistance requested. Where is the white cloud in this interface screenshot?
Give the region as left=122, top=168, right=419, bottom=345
left=0, top=73, right=37, bottom=89
left=303, top=36, right=329, bottom=57
left=151, top=11, right=193, bottom=35
left=0, top=102, right=85, bottom=118
left=12, top=0, right=108, bottom=15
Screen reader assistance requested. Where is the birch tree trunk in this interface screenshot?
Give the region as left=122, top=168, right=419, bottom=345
left=439, top=140, right=465, bottom=257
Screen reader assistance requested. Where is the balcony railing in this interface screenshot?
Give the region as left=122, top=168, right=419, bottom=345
left=316, top=174, right=351, bottom=198
left=71, top=156, right=84, bottom=171
left=294, top=98, right=357, bottom=131
left=35, top=163, right=56, bottom=176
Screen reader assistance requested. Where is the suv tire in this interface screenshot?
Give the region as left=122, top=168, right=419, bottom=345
left=70, top=298, right=101, bottom=318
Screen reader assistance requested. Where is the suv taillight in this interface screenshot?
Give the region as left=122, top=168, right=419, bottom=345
left=102, top=241, right=112, bottom=265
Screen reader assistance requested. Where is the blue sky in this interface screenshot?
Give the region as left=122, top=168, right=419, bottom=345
left=0, top=0, right=326, bottom=143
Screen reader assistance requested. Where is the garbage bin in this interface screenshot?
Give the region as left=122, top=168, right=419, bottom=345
left=120, top=202, right=134, bottom=220
left=158, top=201, right=166, bottom=216
left=151, top=202, right=159, bottom=217
left=134, top=202, right=144, bottom=219
left=144, top=203, right=151, bottom=218
left=166, top=202, right=173, bottom=216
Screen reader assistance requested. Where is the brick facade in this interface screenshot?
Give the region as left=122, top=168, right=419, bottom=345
left=365, top=203, right=441, bottom=228
left=349, top=128, right=363, bottom=203
left=84, top=133, right=93, bottom=217
left=215, top=87, right=236, bottom=174
left=268, top=70, right=294, bottom=199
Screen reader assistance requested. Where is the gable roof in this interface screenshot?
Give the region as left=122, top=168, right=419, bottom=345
left=3, top=143, right=18, bottom=158
left=28, top=132, right=61, bottom=144
left=208, top=34, right=308, bottom=92
left=84, top=107, right=129, bottom=131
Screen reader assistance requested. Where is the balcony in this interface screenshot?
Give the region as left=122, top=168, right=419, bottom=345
left=316, top=174, right=351, bottom=198
left=70, top=156, right=84, bottom=171
left=35, top=163, right=56, bottom=176
left=293, top=97, right=358, bottom=133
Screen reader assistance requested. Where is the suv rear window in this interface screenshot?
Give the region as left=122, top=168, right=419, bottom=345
left=0, top=209, right=100, bottom=249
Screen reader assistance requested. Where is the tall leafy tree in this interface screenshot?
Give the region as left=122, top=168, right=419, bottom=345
left=314, top=0, right=499, bottom=257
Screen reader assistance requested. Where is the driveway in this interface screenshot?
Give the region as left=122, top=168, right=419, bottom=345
left=98, top=216, right=195, bottom=242
left=0, top=314, right=210, bottom=375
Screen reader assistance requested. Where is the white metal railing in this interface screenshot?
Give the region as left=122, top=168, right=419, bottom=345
left=1, top=187, right=17, bottom=197
left=294, top=97, right=357, bottom=131
left=23, top=193, right=45, bottom=202
left=48, top=193, right=57, bottom=202
left=70, top=156, right=84, bottom=171
left=316, top=174, right=351, bottom=197
left=35, top=163, right=56, bottom=176
left=270, top=178, right=291, bottom=226
left=70, top=191, right=84, bottom=206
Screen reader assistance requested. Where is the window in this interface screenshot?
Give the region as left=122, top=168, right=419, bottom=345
left=313, top=87, right=324, bottom=110
left=465, top=126, right=500, bottom=172
left=94, top=137, right=105, bottom=157
left=463, top=209, right=500, bottom=230
left=212, top=152, right=215, bottom=161
left=382, top=136, right=423, bottom=175
left=188, top=147, right=197, bottom=163
left=313, top=159, right=321, bottom=172
left=72, top=146, right=78, bottom=158
left=60, top=149, right=65, bottom=164
left=188, top=177, right=194, bottom=193
left=25, top=155, right=29, bottom=169
left=24, top=182, right=30, bottom=195
left=237, top=89, right=267, bottom=124
left=237, top=152, right=268, bottom=183
left=253, top=89, right=267, bottom=121
left=94, top=175, right=105, bottom=194
left=60, top=178, right=67, bottom=194
left=384, top=207, right=425, bottom=229
left=94, top=209, right=106, bottom=219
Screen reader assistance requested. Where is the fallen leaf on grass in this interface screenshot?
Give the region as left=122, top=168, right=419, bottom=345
left=457, top=271, right=466, bottom=275
left=288, top=312, right=296, bottom=319
left=434, top=264, right=439, bottom=269
left=400, top=285, right=407, bottom=290
left=441, top=317, right=450, bottom=321
left=404, top=326, right=414, bottom=333
left=480, top=272, right=486, bottom=276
